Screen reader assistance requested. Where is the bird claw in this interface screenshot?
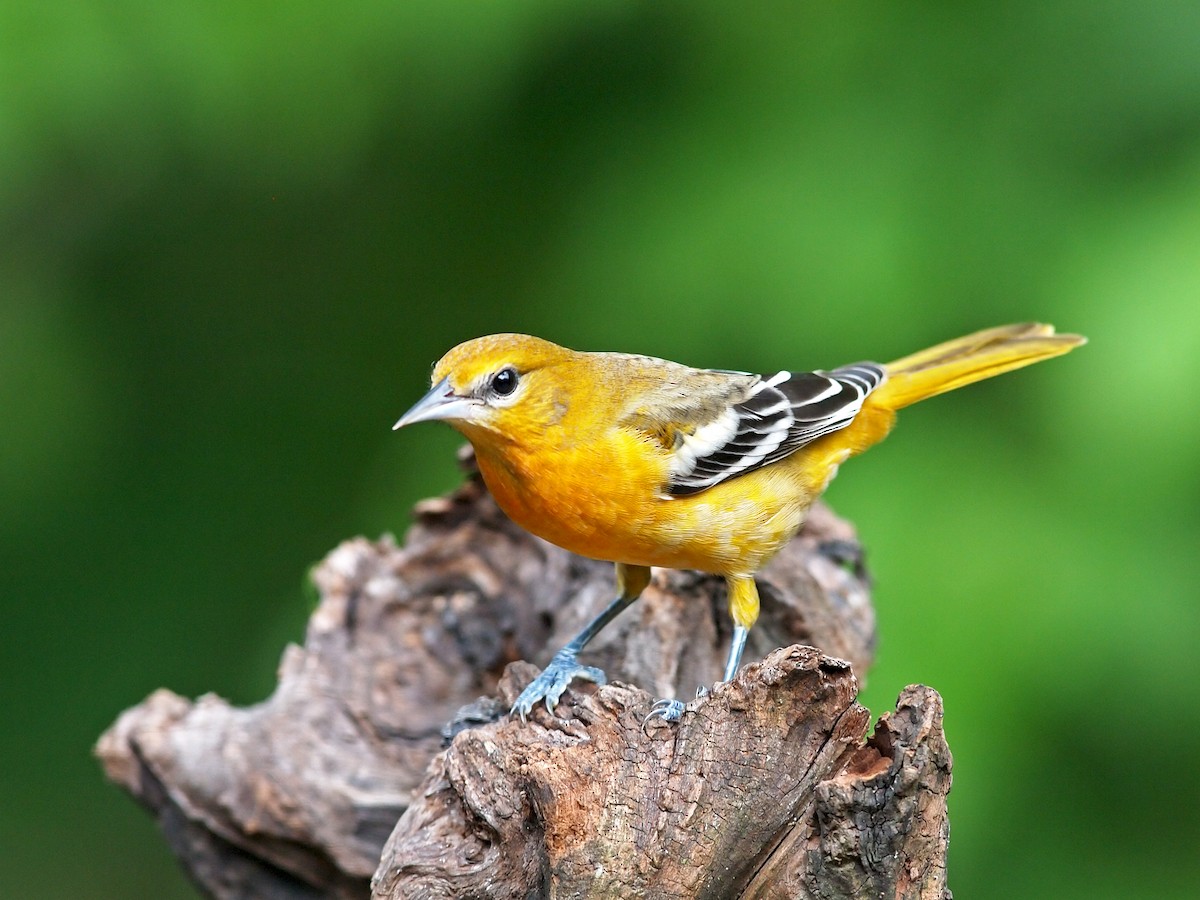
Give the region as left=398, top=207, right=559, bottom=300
left=642, top=684, right=712, bottom=729
left=643, top=697, right=686, bottom=727
left=511, top=650, right=606, bottom=720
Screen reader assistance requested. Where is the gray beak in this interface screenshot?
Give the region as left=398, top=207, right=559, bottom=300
left=393, top=376, right=476, bottom=429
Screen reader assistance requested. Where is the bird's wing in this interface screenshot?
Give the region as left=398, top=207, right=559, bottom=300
left=663, top=362, right=885, bottom=496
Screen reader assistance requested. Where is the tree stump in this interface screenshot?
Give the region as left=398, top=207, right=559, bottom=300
left=97, top=456, right=952, bottom=899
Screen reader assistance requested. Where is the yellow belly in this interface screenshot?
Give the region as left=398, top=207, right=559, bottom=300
left=475, top=437, right=845, bottom=576
left=468, top=399, right=893, bottom=577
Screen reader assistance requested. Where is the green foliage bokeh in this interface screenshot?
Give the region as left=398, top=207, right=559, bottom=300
left=3, top=3, right=1198, bottom=897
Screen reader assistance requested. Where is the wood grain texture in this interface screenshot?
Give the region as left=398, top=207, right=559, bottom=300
left=97, top=455, right=950, bottom=899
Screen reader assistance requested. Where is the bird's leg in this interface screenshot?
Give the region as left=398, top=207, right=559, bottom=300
left=511, top=563, right=651, bottom=720
left=723, top=623, right=750, bottom=682
left=647, top=574, right=759, bottom=724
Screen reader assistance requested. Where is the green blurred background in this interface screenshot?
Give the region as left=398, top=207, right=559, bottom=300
left=3, top=2, right=1198, bottom=897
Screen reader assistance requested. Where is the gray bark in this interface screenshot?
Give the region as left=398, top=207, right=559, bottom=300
left=97, top=456, right=950, bottom=899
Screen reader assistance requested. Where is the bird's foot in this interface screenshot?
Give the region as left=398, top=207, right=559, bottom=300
left=643, top=685, right=709, bottom=727
left=511, top=649, right=606, bottom=721
left=644, top=698, right=686, bottom=724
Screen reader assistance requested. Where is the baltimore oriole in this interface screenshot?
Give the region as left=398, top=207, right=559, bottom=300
left=395, top=323, right=1084, bottom=720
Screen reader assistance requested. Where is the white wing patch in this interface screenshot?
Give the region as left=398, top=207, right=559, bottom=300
left=672, top=407, right=740, bottom=477
left=667, top=362, right=885, bottom=496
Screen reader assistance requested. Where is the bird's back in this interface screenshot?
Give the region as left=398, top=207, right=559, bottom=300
left=450, top=325, right=1083, bottom=577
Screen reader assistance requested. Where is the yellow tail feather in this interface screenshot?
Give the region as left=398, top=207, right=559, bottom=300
left=871, top=322, right=1086, bottom=412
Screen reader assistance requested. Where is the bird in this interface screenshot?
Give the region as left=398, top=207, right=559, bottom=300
left=394, top=323, right=1085, bottom=721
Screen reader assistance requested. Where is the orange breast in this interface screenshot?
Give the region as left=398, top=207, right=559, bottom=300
left=469, top=394, right=897, bottom=577
left=473, top=431, right=820, bottom=576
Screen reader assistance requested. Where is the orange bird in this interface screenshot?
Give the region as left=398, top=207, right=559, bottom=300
left=395, top=323, right=1084, bottom=720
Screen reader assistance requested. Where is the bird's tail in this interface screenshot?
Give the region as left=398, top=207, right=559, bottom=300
left=871, top=322, right=1086, bottom=412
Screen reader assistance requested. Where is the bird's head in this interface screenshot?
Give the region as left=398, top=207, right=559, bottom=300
left=394, top=333, right=574, bottom=441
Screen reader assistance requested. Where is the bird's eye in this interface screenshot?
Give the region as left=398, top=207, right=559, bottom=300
left=489, top=366, right=519, bottom=397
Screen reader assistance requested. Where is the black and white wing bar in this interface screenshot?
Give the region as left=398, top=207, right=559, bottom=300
left=667, top=362, right=885, bottom=496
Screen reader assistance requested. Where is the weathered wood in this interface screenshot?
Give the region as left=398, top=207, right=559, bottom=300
left=374, top=656, right=951, bottom=900
left=97, top=459, right=950, bottom=899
